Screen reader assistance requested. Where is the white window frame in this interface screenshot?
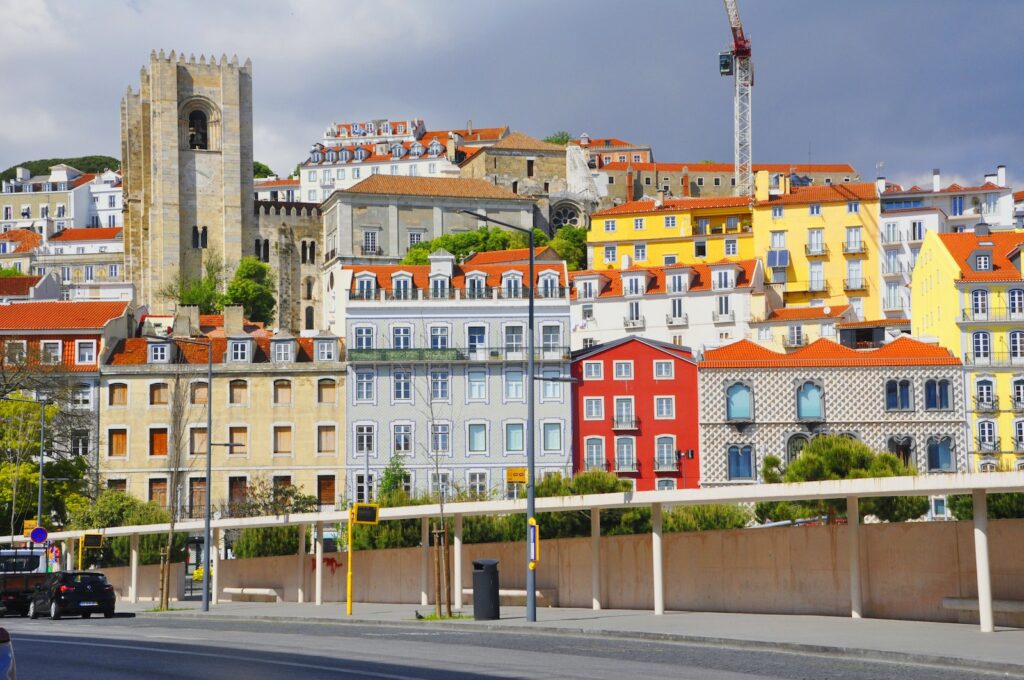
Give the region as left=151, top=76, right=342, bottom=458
left=653, top=360, right=674, bottom=380
left=654, top=395, right=676, bottom=420
left=540, top=420, right=563, bottom=454
left=40, top=340, right=62, bottom=365
left=583, top=397, right=604, bottom=420
left=583, top=361, right=603, bottom=380
left=613, top=360, right=634, bottom=380
left=75, top=340, right=97, bottom=365
left=466, top=421, right=489, bottom=456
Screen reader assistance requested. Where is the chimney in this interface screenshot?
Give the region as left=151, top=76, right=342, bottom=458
left=681, top=166, right=690, bottom=197
left=932, top=169, right=941, bottom=192
left=626, top=165, right=634, bottom=202
left=984, top=172, right=997, bottom=186
left=876, top=177, right=887, bottom=194
left=997, top=165, right=1007, bottom=187
left=15, top=167, right=29, bottom=182
left=656, top=190, right=665, bottom=207
left=466, top=119, right=473, bottom=136
left=223, top=305, right=244, bottom=336
left=172, top=307, right=192, bottom=338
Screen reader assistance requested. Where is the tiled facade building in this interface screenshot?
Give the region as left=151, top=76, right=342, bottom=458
left=698, top=337, right=968, bottom=487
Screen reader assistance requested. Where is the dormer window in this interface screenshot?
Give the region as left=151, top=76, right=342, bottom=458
left=579, top=280, right=597, bottom=300
left=272, top=342, right=293, bottom=363
left=390, top=144, right=405, bottom=159
left=149, top=343, right=170, bottom=364
left=466, top=275, right=487, bottom=298
left=539, top=274, right=560, bottom=298
left=311, top=152, right=322, bottom=163
left=354, top=148, right=369, bottom=161
left=354, top=275, right=376, bottom=300
left=409, top=143, right=424, bottom=158
left=430, top=276, right=449, bottom=299
left=316, top=339, right=336, bottom=361
left=668, top=273, right=687, bottom=294
left=713, top=270, right=735, bottom=290
left=976, top=254, right=991, bottom=271
left=428, top=141, right=442, bottom=157
left=624, top=276, right=644, bottom=297
left=392, top=274, right=413, bottom=300
left=229, top=340, right=250, bottom=363
left=340, top=149, right=352, bottom=162
left=503, top=274, right=523, bottom=299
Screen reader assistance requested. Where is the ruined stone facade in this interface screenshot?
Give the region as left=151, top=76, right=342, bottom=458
left=254, top=201, right=323, bottom=331
left=121, top=50, right=256, bottom=314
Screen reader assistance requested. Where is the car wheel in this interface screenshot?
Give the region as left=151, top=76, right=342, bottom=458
left=103, top=609, right=114, bottom=619
left=28, top=601, right=38, bottom=620
left=82, top=612, right=91, bottom=619
left=49, top=601, right=61, bottom=620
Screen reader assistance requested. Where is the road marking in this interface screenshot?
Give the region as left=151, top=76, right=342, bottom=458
left=14, top=636, right=423, bottom=679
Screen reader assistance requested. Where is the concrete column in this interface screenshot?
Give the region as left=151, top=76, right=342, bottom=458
left=453, top=514, right=463, bottom=610
left=421, top=517, right=429, bottom=606
left=387, top=202, right=399, bottom=257
left=652, top=503, right=664, bottom=615
left=591, top=509, right=601, bottom=610
left=212, top=528, right=222, bottom=605
left=296, top=523, right=307, bottom=603
left=129, top=533, right=140, bottom=604
left=847, top=496, right=862, bottom=619
left=314, top=521, right=324, bottom=606
left=973, top=490, right=994, bottom=633
left=432, top=206, right=444, bottom=239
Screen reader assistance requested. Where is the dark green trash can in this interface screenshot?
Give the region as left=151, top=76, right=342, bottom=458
left=472, top=559, right=500, bottom=620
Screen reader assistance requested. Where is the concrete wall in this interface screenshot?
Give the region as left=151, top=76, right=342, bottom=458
left=104, top=519, right=1024, bottom=626
left=105, top=562, right=185, bottom=602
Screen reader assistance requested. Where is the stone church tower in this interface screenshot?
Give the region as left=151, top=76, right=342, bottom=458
left=121, top=50, right=256, bottom=313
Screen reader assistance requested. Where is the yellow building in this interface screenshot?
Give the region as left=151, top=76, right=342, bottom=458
left=912, top=229, right=1024, bottom=473
left=586, top=195, right=755, bottom=269
left=751, top=172, right=881, bottom=320
left=99, top=307, right=345, bottom=513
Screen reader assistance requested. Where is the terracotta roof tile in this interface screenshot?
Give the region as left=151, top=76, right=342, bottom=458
left=425, top=127, right=507, bottom=144
left=592, top=196, right=751, bottom=217
left=602, top=162, right=857, bottom=174
left=936, top=231, right=1024, bottom=283
left=255, top=178, right=300, bottom=188
left=342, top=175, right=526, bottom=201
left=1014, top=190, right=1024, bottom=202
left=0, top=276, right=41, bottom=296
left=885, top=181, right=1007, bottom=196
left=107, top=336, right=330, bottom=366
left=463, top=247, right=554, bottom=265
left=344, top=260, right=567, bottom=290
left=752, top=305, right=851, bottom=324
left=755, top=182, right=877, bottom=206
left=570, top=259, right=758, bottom=297
left=50, top=228, right=122, bottom=242
left=701, top=337, right=960, bottom=368
left=837, top=318, right=911, bottom=329
left=0, top=301, right=127, bottom=331
left=0, top=229, right=42, bottom=253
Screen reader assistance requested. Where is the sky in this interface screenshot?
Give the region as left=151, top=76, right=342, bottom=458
left=1, top=0, right=1022, bottom=189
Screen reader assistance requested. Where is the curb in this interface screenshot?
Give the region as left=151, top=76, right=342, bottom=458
left=137, top=611, right=1024, bottom=677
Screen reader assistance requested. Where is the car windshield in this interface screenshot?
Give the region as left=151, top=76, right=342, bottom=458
left=0, top=556, right=40, bottom=572
left=69, top=573, right=107, bottom=585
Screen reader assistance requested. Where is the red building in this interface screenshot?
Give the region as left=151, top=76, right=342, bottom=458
left=571, top=337, right=699, bottom=490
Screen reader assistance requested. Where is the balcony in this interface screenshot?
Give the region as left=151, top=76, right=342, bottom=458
left=611, top=417, right=640, bottom=431
left=1014, top=437, right=1024, bottom=453
left=623, top=316, right=646, bottom=330
left=783, top=335, right=806, bottom=349
left=463, top=286, right=494, bottom=300
left=807, top=280, right=828, bottom=293
left=615, top=457, right=638, bottom=473
left=666, top=313, right=688, bottom=327
left=881, top=234, right=904, bottom=246
left=712, top=310, right=735, bottom=323
left=844, top=278, right=867, bottom=292
left=882, top=264, right=909, bottom=277
left=843, top=243, right=867, bottom=256
left=804, top=244, right=828, bottom=257
left=959, top=308, right=1024, bottom=323
left=358, top=245, right=384, bottom=256
left=346, top=345, right=571, bottom=363
left=654, top=456, right=677, bottom=472
left=963, top=352, right=1024, bottom=367
left=883, top=298, right=905, bottom=313
left=584, top=459, right=608, bottom=472
left=973, top=396, right=1000, bottom=412
left=973, top=437, right=1002, bottom=454
left=1013, top=398, right=1024, bottom=413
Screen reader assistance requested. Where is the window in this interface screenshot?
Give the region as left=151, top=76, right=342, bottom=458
left=354, top=327, right=374, bottom=350
left=355, top=473, right=375, bottom=503
left=950, top=195, right=964, bottom=216
left=504, top=326, right=524, bottom=353
left=664, top=215, right=677, bottom=228
left=468, top=423, right=487, bottom=454
left=726, top=383, right=752, bottom=420
left=615, top=437, right=635, bottom=471
left=355, top=370, right=375, bottom=402
left=355, top=425, right=375, bottom=457
left=272, top=425, right=293, bottom=455
left=149, top=428, right=168, bottom=457
left=468, top=472, right=487, bottom=496
left=928, top=436, right=953, bottom=472
left=228, top=426, right=248, bottom=455
left=228, top=379, right=248, bottom=404
left=925, top=379, right=951, bottom=410
left=505, top=423, right=524, bottom=453
left=972, top=331, right=991, bottom=360
left=604, top=219, right=616, bottom=233
left=725, top=239, right=738, bottom=256
left=468, top=369, right=487, bottom=401
left=430, top=368, right=450, bottom=400
left=633, top=218, right=645, bottom=231
left=655, top=436, right=675, bottom=469
left=847, top=201, right=860, bottom=214
left=392, top=424, right=412, bottom=456
left=311, top=424, right=336, bottom=456
left=41, top=340, right=61, bottom=364
left=885, top=379, right=912, bottom=411
left=655, top=396, right=675, bottom=419
left=614, top=397, right=634, bottom=427
left=634, top=243, right=647, bottom=261
left=584, top=397, right=604, bottom=420
left=797, top=382, right=823, bottom=420
left=430, top=472, right=451, bottom=498
left=1010, top=290, right=1024, bottom=318
left=771, top=206, right=783, bottom=219
left=4, top=340, right=25, bottom=365
left=728, top=445, right=753, bottom=480
left=886, top=436, right=912, bottom=467
left=585, top=438, right=605, bottom=470
left=229, top=341, right=249, bottom=362
left=73, top=340, right=96, bottom=365
left=316, top=340, right=336, bottom=361
left=84, top=265, right=94, bottom=282
left=393, top=369, right=412, bottom=401
left=971, top=289, right=988, bottom=317
left=583, top=361, right=603, bottom=380
left=542, top=368, right=561, bottom=400
left=108, top=383, right=127, bottom=406
left=467, top=326, right=486, bottom=350
left=1012, top=331, right=1024, bottom=360
left=613, top=361, right=633, bottom=379
left=809, top=203, right=821, bottom=216
left=108, top=429, right=127, bottom=458
left=431, top=423, right=450, bottom=454
left=273, top=342, right=293, bottom=362
left=976, top=255, right=990, bottom=271
left=714, top=270, right=734, bottom=290
left=149, top=382, right=168, bottom=406
left=505, top=369, right=524, bottom=400
left=430, top=326, right=449, bottom=349
left=149, top=479, right=168, bottom=507
left=318, top=379, right=337, bottom=404
left=654, top=361, right=673, bottom=379
left=273, top=379, right=292, bottom=405
left=542, top=423, right=562, bottom=452
left=603, top=245, right=617, bottom=264
left=975, top=379, right=994, bottom=409
left=694, top=241, right=707, bottom=258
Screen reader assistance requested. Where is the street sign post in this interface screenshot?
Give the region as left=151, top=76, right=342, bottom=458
left=22, top=519, right=37, bottom=538
left=527, top=517, right=539, bottom=571
left=29, top=527, right=47, bottom=544
left=507, top=468, right=527, bottom=484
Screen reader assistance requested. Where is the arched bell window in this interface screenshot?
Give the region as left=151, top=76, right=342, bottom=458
left=188, top=110, right=208, bottom=150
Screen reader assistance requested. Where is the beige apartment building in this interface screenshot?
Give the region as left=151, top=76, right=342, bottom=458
left=99, top=306, right=345, bottom=515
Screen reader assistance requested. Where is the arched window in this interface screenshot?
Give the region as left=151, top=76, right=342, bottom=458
left=254, top=238, right=262, bottom=257
left=972, top=331, right=991, bottom=361
left=305, top=306, right=314, bottom=330
left=925, top=379, right=951, bottom=410
left=1010, top=289, right=1024, bottom=318
left=301, top=242, right=308, bottom=264
left=796, top=381, right=823, bottom=420
left=308, top=242, right=315, bottom=262
left=927, top=436, right=953, bottom=472
left=317, top=378, right=337, bottom=404
left=188, top=110, right=208, bottom=150
left=1011, top=331, right=1024, bottom=360
left=149, top=382, right=169, bottom=406
left=585, top=437, right=605, bottom=471
left=190, top=381, right=208, bottom=405
left=975, top=379, right=995, bottom=410
left=971, top=289, right=989, bottom=318
left=885, top=379, right=911, bottom=410
left=728, top=445, right=753, bottom=480
left=1014, top=379, right=1024, bottom=410
left=976, top=420, right=996, bottom=451
left=200, top=226, right=207, bottom=248
left=273, top=379, right=292, bottom=405
left=192, top=226, right=200, bottom=249
left=726, top=383, right=752, bottom=421
left=786, top=434, right=809, bottom=464
left=978, top=459, right=997, bottom=473
left=261, top=239, right=270, bottom=263
left=887, top=436, right=913, bottom=467
left=228, top=379, right=248, bottom=405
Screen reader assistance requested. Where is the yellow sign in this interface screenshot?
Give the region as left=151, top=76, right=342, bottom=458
left=82, top=533, right=104, bottom=549
left=527, top=517, right=539, bottom=570
left=507, top=468, right=527, bottom=484
left=22, top=519, right=37, bottom=538
left=352, top=503, right=380, bottom=525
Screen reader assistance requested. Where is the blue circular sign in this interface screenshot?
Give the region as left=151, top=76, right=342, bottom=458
left=29, top=527, right=47, bottom=544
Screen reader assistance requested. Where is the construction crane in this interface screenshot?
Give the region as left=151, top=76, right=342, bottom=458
left=719, top=0, right=753, bottom=197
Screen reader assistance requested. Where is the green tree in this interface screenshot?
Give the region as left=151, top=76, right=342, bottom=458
left=402, top=227, right=514, bottom=265
left=0, top=156, right=120, bottom=183
left=69, top=490, right=185, bottom=566
left=223, top=257, right=276, bottom=323
left=378, top=454, right=411, bottom=505
left=227, top=478, right=319, bottom=558
left=542, top=131, right=572, bottom=146
left=755, top=435, right=928, bottom=523
left=547, top=225, right=587, bottom=270
left=0, top=266, right=24, bottom=277
left=948, top=493, right=1024, bottom=520
left=158, top=254, right=225, bottom=314
left=253, top=161, right=275, bottom=178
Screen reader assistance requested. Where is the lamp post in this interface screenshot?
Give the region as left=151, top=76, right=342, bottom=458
left=458, top=210, right=539, bottom=622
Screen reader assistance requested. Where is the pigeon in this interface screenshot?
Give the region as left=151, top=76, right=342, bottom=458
left=414, top=610, right=425, bottom=620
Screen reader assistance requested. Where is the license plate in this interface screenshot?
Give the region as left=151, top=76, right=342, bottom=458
left=80, top=601, right=97, bottom=607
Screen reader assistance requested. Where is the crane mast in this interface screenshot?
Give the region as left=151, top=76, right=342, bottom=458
left=721, top=0, right=753, bottom=197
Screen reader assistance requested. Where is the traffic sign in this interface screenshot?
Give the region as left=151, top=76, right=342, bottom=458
left=527, top=517, right=539, bottom=570
left=22, top=519, right=37, bottom=538
left=29, top=526, right=48, bottom=544
left=82, top=533, right=103, bottom=549
left=352, top=503, right=380, bottom=525
left=507, top=468, right=527, bottom=484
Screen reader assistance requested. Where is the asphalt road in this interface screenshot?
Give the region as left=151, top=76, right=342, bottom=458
left=0, top=614, right=1016, bottom=680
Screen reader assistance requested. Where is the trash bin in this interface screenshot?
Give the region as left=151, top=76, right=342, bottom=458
left=472, top=559, right=500, bottom=620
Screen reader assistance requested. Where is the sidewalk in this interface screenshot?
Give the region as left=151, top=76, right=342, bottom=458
left=123, top=600, right=1024, bottom=675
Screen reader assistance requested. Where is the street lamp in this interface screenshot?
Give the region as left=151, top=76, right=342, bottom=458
left=145, top=333, right=214, bottom=612
left=458, top=209, right=540, bottom=622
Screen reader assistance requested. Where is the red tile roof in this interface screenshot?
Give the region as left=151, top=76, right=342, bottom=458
left=488, top=131, right=565, bottom=153
left=0, top=276, right=41, bottom=297
left=884, top=181, right=1006, bottom=195
left=343, top=175, right=526, bottom=201
left=344, top=260, right=567, bottom=290
left=601, top=162, right=857, bottom=174
left=936, top=231, right=1024, bottom=282
left=107, top=336, right=327, bottom=366
left=756, top=182, right=877, bottom=206
left=0, top=229, right=42, bottom=253
left=0, top=301, right=128, bottom=331
left=424, top=127, right=507, bottom=144
left=571, top=137, right=642, bottom=149
left=50, top=228, right=122, bottom=242
left=463, top=247, right=555, bottom=265
left=255, top=178, right=300, bottom=188
left=837, top=318, right=911, bottom=329
left=592, top=196, right=751, bottom=217
left=1014, top=190, right=1024, bottom=202
left=752, top=305, right=850, bottom=324
left=570, top=259, right=759, bottom=297
left=701, top=336, right=960, bottom=368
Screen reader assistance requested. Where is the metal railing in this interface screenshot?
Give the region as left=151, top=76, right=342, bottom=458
left=844, top=278, right=867, bottom=291
left=843, top=243, right=866, bottom=255
left=882, top=264, right=910, bottom=275
left=666, top=313, right=688, bottom=327
left=713, top=311, right=734, bottom=323
left=808, top=281, right=828, bottom=292
left=974, top=396, right=999, bottom=412
left=615, top=457, right=638, bottom=472
left=964, top=353, right=1024, bottom=366
left=346, top=346, right=571, bottom=363
left=974, top=437, right=1001, bottom=453
left=358, top=245, right=384, bottom=256
left=654, top=457, right=677, bottom=472
left=783, top=335, right=806, bottom=348
left=960, top=308, right=1024, bottom=323
left=584, top=460, right=608, bottom=472
left=804, top=244, right=828, bottom=257
left=612, top=417, right=640, bottom=430
left=623, top=316, right=646, bottom=330
left=1013, top=398, right=1024, bottom=413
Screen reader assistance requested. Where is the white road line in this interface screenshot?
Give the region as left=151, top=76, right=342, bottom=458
left=14, top=636, right=423, bottom=679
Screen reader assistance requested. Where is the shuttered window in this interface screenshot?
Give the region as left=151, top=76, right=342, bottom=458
left=273, top=426, right=293, bottom=455
left=108, top=383, right=127, bottom=406
left=149, top=428, right=168, bottom=456
left=317, top=425, right=336, bottom=454
left=108, top=429, right=127, bottom=457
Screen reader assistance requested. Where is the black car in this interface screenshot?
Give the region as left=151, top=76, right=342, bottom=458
left=28, top=571, right=115, bottom=620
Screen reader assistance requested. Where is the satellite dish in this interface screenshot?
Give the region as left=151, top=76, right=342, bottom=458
left=823, top=306, right=831, bottom=315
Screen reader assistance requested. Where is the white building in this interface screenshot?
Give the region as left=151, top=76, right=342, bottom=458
left=878, top=166, right=1015, bottom=318
left=300, top=118, right=508, bottom=202
left=569, top=259, right=765, bottom=352
left=86, top=169, right=123, bottom=228
left=254, top=177, right=300, bottom=202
